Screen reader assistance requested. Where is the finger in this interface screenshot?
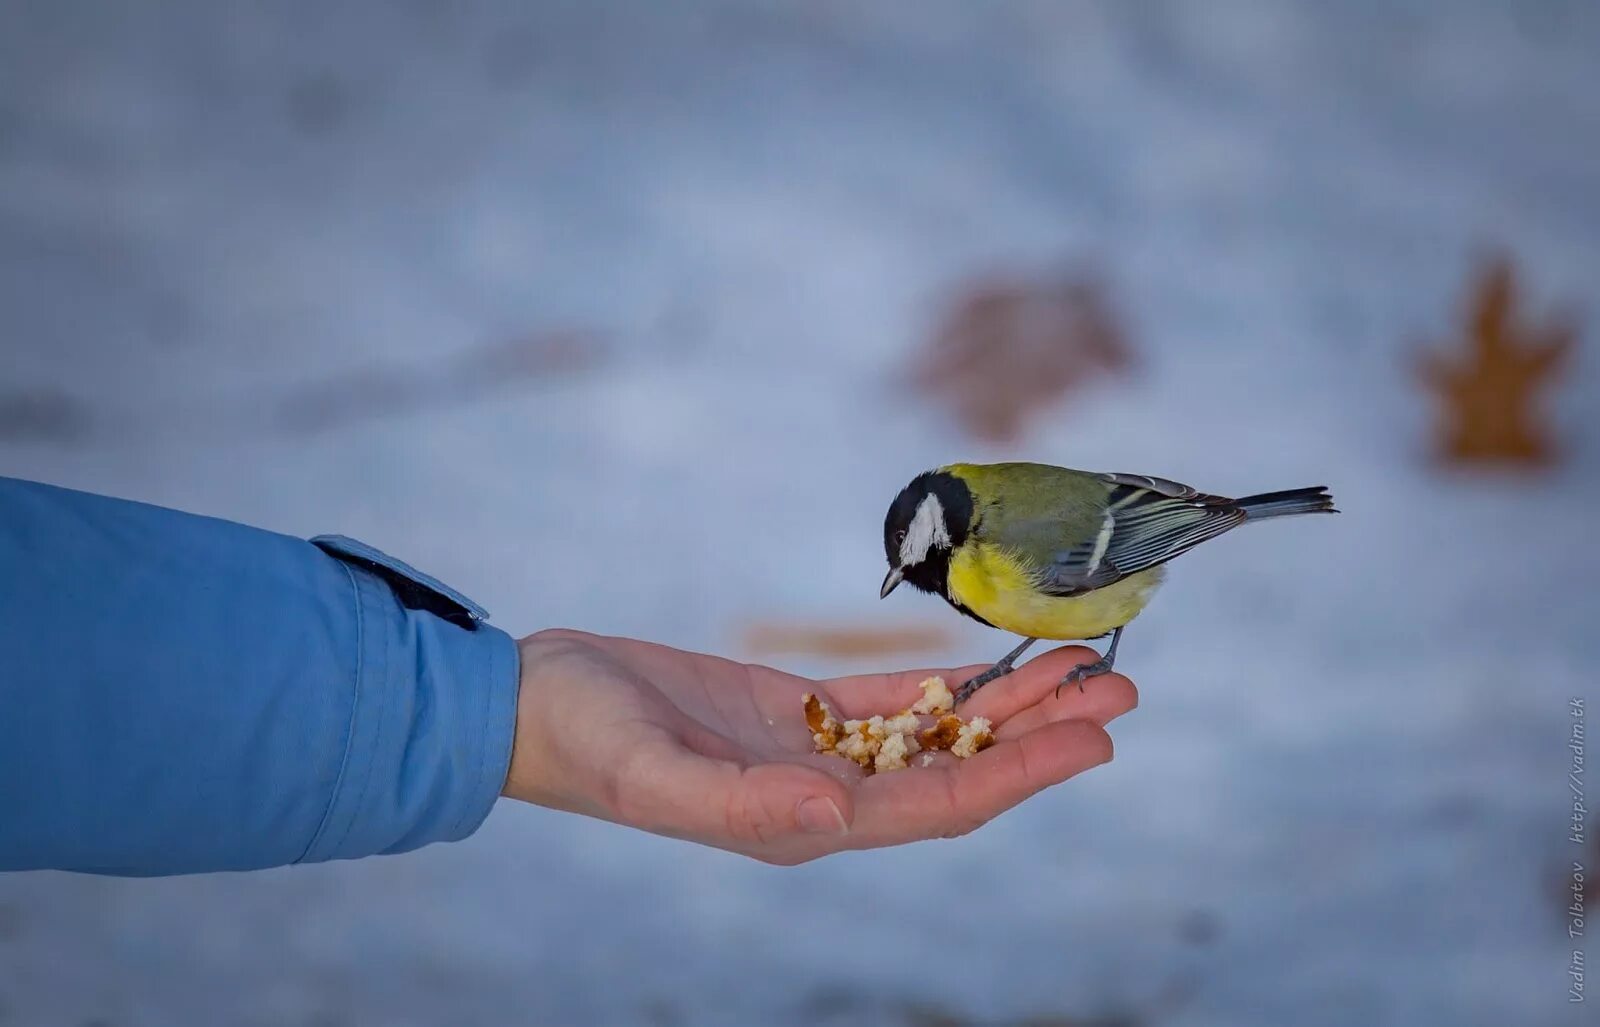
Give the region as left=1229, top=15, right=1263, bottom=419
left=955, top=645, right=1112, bottom=724
left=847, top=719, right=1113, bottom=847
left=948, top=719, right=1114, bottom=822
left=993, top=671, right=1138, bottom=739
left=614, top=739, right=857, bottom=846
left=819, top=663, right=993, bottom=720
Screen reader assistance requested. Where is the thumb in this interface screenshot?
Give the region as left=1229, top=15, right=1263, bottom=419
left=720, top=761, right=857, bottom=838
left=617, top=742, right=855, bottom=845
left=732, top=762, right=854, bottom=842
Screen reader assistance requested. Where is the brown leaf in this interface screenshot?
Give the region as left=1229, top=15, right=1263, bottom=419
left=909, top=271, right=1134, bottom=443
left=741, top=623, right=953, bottom=660
left=1414, top=253, right=1578, bottom=468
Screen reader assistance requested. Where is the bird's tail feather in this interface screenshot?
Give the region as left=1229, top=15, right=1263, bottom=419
left=1237, top=486, right=1337, bottom=519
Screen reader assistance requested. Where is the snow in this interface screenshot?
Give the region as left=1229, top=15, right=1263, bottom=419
left=2, top=1, right=1596, bottom=1024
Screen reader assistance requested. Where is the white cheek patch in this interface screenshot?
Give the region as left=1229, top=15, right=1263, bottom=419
left=900, top=493, right=950, bottom=566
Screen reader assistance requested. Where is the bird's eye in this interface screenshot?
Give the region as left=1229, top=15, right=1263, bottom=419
left=894, top=530, right=905, bottom=544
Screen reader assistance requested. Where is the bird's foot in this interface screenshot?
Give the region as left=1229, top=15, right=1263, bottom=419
left=1054, top=658, right=1113, bottom=699
left=953, top=662, right=1013, bottom=706
left=952, top=637, right=1039, bottom=707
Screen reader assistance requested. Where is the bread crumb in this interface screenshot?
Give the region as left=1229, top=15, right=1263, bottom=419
left=835, top=717, right=882, bottom=768
left=802, top=693, right=842, bottom=750
left=842, top=715, right=889, bottom=742
left=917, top=715, right=965, bottom=752
left=951, top=717, right=995, bottom=759
left=882, top=711, right=922, bottom=739
left=875, top=731, right=914, bottom=772
left=911, top=676, right=955, bottom=715
left=804, top=677, right=989, bottom=774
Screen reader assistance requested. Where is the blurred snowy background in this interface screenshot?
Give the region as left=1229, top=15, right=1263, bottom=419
left=2, top=1, right=1597, bottom=1024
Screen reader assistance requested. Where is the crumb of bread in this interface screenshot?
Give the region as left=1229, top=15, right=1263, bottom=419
left=875, top=731, right=915, bottom=772
left=842, top=715, right=888, bottom=742
left=835, top=734, right=875, bottom=768
left=917, top=715, right=965, bottom=752
left=951, top=717, right=995, bottom=759
left=876, top=713, right=921, bottom=771
left=833, top=715, right=887, bottom=768
left=911, top=676, right=955, bottom=715
left=802, top=693, right=842, bottom=751
left=804, top=687, right=987, bottom=773
left=882, top=711, right=922, bottom=739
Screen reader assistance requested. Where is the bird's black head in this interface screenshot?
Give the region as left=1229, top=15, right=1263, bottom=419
left=881, top=470, right=974, bottom=599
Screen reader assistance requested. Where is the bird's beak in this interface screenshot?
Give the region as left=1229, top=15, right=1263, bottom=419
left=879, top=567, right=903, bottom=599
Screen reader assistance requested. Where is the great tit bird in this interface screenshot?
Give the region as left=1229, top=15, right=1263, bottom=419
left=880, top=462, right=1336, bottom=704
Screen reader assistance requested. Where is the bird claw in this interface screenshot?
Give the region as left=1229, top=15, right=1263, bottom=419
left=953, top=638, right=1040, bottom=706
left=953, top=662, right=1012, bottom=706
left=1053, top=658, right=1112, bottom=699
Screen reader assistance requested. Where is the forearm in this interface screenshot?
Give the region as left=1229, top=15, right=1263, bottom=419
left=0, top=477, right=519, bottom=875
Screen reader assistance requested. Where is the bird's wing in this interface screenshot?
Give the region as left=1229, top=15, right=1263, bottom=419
left=1037, top=472, right=1244, bottom=595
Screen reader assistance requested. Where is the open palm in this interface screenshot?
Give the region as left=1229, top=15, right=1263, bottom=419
left=504, top=629, right=1137, bottom=864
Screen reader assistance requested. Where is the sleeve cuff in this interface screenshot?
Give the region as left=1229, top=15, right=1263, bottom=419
left=298, top=552, right=520, bottom=864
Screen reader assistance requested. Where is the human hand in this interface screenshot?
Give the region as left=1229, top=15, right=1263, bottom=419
left=503, top=629, right=1136, bottom=864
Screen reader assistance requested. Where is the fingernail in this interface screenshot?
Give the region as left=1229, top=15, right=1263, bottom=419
left=797, top=797, right=848, bottom=836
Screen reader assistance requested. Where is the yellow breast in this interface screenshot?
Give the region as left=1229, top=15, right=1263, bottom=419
left=946, top=542, right=1166, bottom=640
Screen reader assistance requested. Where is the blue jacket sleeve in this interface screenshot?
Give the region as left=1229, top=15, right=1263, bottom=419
left=0, top=476, right=520, bottom=875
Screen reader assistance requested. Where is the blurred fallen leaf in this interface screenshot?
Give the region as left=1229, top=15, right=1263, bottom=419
left=285, top=72, right=352, bottom=136
left=910, top=271, right=1134, bottom=444
left=0, top=390, right=90, bottom=444
left=741, top=622, right=954, bottom=660
left=638, top=997, right=687, bottom=1027
left=1415, top=254, right=1577, bottom=469
left=1176, top=909, right=1222, bottom=948
left=900, top=1006, right=973, bottom=1027
left=458, top=332, right=600, bottom=383
left=278, top=330, right=603, bottom=432
left=799, top=983, right=1168, bottom=1027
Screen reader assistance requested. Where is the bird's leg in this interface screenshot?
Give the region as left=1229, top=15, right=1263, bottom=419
left=953, top=637, right=1037, bottom=706
left=1056, top=626, right=1123, bottom=698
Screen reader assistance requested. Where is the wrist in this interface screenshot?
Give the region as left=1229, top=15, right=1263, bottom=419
left=501, top=630, right=584, bottom=811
